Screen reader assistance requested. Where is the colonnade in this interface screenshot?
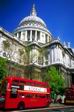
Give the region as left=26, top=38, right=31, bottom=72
left=16, top=30, right=50, bottom=43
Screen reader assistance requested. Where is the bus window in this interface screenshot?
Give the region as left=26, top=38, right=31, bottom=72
left=12, top=80, right=19, bottom=86
left=18, top=93, right=25, bottom=98
left=25, top=94, right=32, bottom=98
left=26, top=82, right=31, bottom=85
left=19, top=85, right=24, bottom=90
left=19, top=81, right=25, bottom=90
left=10, top=80, right=19, bottom=98
left=19, top=81, right=25, bottom=85
left=10, top=87, right=18, bottom=98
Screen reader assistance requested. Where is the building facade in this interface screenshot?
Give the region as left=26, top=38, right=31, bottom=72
left=0, top=5, right=74, bottom=87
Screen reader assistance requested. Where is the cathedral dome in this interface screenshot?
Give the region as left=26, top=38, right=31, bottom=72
left=14, top=4, right=51, bottom=44
left=19, top=4, right=46, bottom=28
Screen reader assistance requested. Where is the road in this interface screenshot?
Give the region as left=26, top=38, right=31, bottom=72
left=11, top=106, right=74, bottom=112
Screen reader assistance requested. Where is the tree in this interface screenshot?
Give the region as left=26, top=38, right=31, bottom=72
left=0, top=57, right=7, bottom=83
left=44, top=66, right=65, bottom=94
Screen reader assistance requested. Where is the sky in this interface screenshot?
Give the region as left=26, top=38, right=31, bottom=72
left=0, top=0, right=74, bottom=48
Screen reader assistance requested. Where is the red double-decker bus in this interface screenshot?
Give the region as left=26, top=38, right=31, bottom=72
left=0, top=76, right=51, bottom=109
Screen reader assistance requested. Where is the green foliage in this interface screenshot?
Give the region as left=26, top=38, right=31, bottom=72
left=45, top=66, right=65, bottom=93
left=0, top=57, right=7, bottom=82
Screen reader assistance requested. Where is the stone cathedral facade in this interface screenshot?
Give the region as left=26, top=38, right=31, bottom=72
left=0, top=5, right=74, bottom=87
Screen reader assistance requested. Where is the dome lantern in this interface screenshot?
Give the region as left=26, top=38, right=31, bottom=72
left=30, top=4, right=37, bottom=16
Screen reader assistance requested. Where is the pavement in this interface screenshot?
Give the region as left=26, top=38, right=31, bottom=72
left=49, top=103, right=74, bottom=109
left=50, top=103, right=64, bottom=107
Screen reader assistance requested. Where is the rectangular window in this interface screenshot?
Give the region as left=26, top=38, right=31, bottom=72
left=19, top=81, right=25, bottom=90
left=10, top=80, right=19, bottom=98
left=10, top=87, right=18, bottom=98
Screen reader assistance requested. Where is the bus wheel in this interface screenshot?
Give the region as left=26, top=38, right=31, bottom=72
left=18, top=102, right=25, bottom=110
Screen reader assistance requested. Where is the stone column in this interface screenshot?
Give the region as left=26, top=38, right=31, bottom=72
left=21, top=32, right=24, bottom=41
left=47, top=35, right=49, bottom=42
left=25, top=31, right=27, bottom=41
left=17, top=33, right=19, bottom=38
